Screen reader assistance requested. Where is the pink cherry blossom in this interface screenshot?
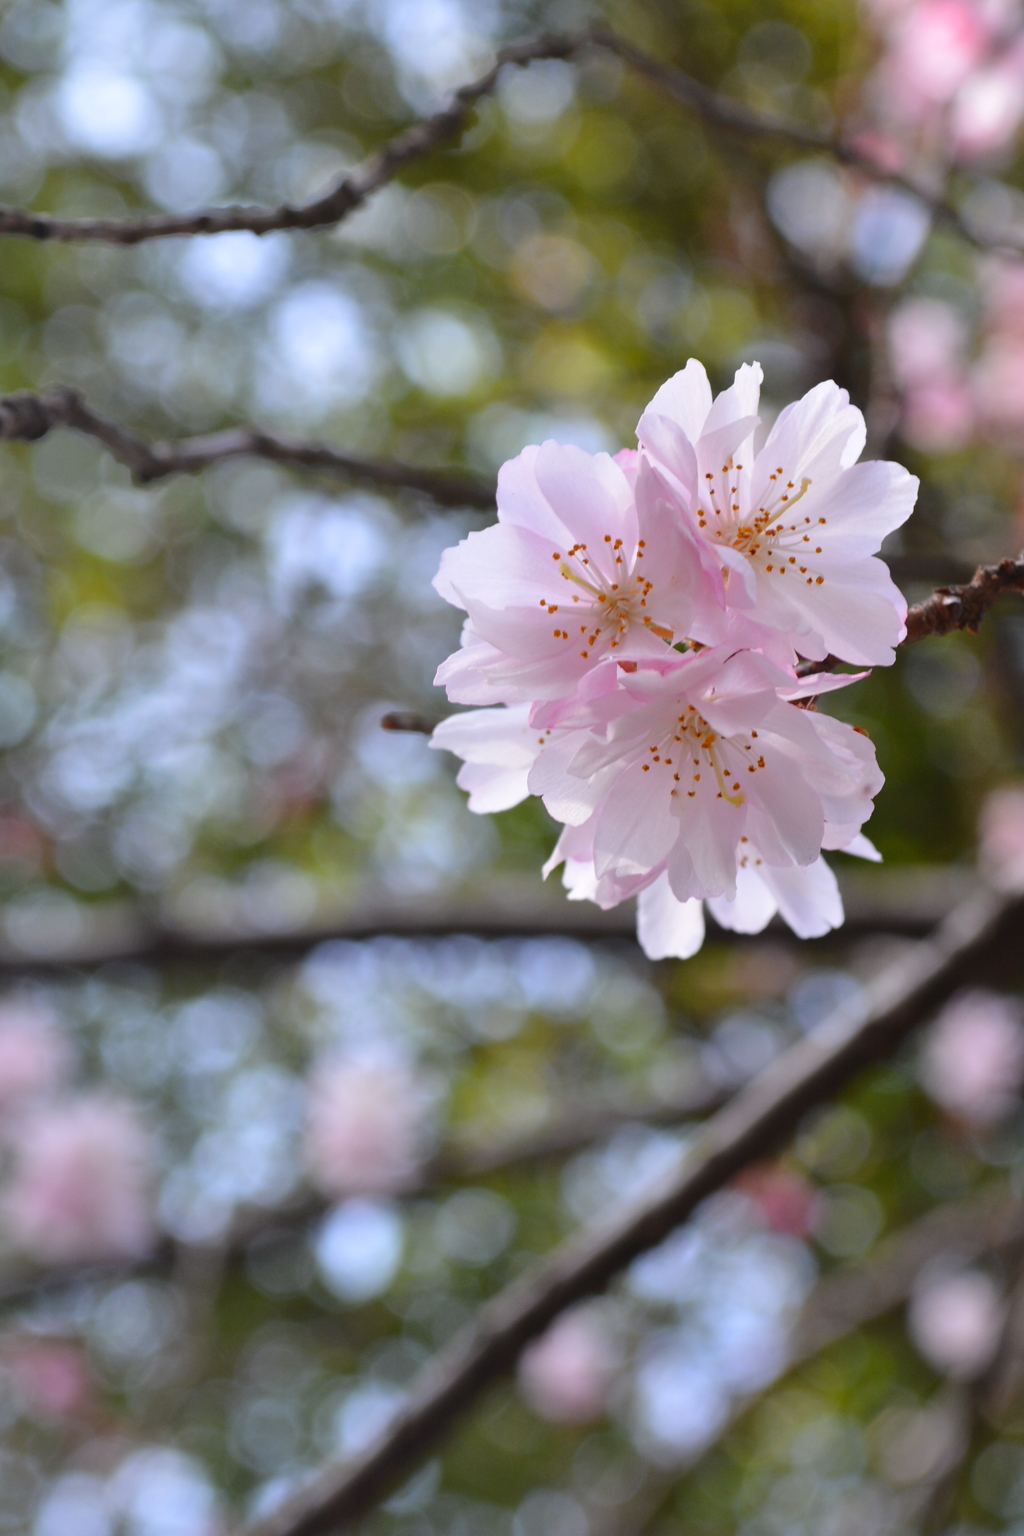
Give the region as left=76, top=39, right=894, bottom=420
left=637, top=361, right=917, bottom=666
left=0, top=1000, right=71, bottom=1111
left=2, top=1096, right=155, bottom=1265
left=518, top=1305, right=619, bottom=1423
left=433, top=652, right=883, bottom=960
left=527, top=648, right=881, bottom=902
left=304, top=1060, right=427, bottom=1200
left=908, top=1268, right=1004, bottom=1378
left=433, top=441, right=708, bottom=705
left=920, top=989, right=1024, bottom=1124
left=978, top=783, right=1024, bottom=889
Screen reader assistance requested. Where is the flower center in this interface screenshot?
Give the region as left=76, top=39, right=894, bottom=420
left=697, top=459, right=827, bottom=588
left=638, top=703, right=769, bottom=809
left=540, top=536, right=673, bottom=659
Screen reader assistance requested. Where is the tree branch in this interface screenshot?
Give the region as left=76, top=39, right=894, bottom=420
left=0, top=386, right=494, bottom=509
left=0, top=28, right=1012, bottom=255
left=0, top=865, right=976, bottom=977
left=244, top=882, right=1024, bottom=1536
left=905, top=555, right=1024, bottom=642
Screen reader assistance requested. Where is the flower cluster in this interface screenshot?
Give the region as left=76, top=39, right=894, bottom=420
left=431, top=362, right=917, bottom=959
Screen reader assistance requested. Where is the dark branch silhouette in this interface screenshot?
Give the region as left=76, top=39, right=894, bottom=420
left=0, top=28, right=1013, bottom=256
left=0, top=865, right=976, bottom=977
left=244, top=882, right=1024, bottom=1536
left=0, top=387, right=493, bottom=509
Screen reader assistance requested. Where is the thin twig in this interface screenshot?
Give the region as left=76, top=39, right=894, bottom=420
left=905, top=555, right=1024, bottom=641
left=244, top=883, right=1024, bottom=1536
left=0, top=28, right=1014, bottom=255
left=394, top=551, right=1024, bottom=730
left=0, top=387, right=494, bottom=508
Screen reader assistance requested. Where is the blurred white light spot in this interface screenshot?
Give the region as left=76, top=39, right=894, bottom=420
left=107, top=1448, right=219, bottom=1536
left=180, top=232, right=290, bottom=311
left=35, top=1473, right=111, bottom=1536
left=816, top=1183, right=883, bottom=1257
left=850, top=187, right=930, bottom=286
left=267, top=495, right=386, bottom=609
left=632, top=1343, right=730, bottom=1462
left=145, top=139, right=226, bottom=216
left=0, top=673, right=35, bottom=745
left=334, top=1381, right=406, bottom=1456
left=515, top=938, right=595, bottom=1013
left=435, top=1188, right=516, bottom=1266
left=374, top=0, right=495, bottom=97
left=767, top=159, right=850, bottom=261
left=514, top=1490, right=588, bottom=1536
left=264, top=282, right=377, bottom=412
left=56, top=69, right=162, bottom=158
left=315, top=1199, right=404, bottom=1301
left=397, top=308, right=499, bottom=396
left=468, top=404, right=614, bottom=470
left=3, top=889, right=83, bottom=957
left=500, top=58, right=576, bottom=125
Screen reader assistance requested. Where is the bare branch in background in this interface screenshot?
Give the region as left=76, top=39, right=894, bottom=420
left=0, top=28, right=1014, bottom=256
left=0, top=387, right=494, bottom=509
left=0, top=865, right=978, bottom=977
left=244, top=883, right=1024, bottom=1536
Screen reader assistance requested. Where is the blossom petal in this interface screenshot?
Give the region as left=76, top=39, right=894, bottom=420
left=707, top=862, right=778, bottom=933
left=640, top=358, right=713, bottom=444
left=758, top=857, right=844, bottom=938
left=593, top=760, right=680, bottom=878
left=637, top=873, right=706, bottom=960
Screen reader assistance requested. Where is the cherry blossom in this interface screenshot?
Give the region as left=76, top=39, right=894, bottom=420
left=637, top=361, right=917, bottom=666
left=433, top=650, right=882, bottom=959
left=2, top=1096, right=155, bottom=1265
left=528, top=649, right=881, bottom=899
left=518, top=1305, right=620, bottom=1423
left=433, top=441, right=707, bottom=704
left=304, top=1060, right=427, bottom=1199
left=920, top=989, right=1024, bottom=1124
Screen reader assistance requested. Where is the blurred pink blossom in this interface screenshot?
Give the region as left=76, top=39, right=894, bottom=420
left=863, top=0, right=1024, bottom=163
left=2, top=1096, right=155, bottom=1264
left=921, top=989, right=1024, bottom=1124
left=734, top=1164, right=823, bottom=1238
left=902, top=381, right=976, bottom=450
left=908, top=1268, right=1004, bottom=1377
left=4, top=1338, right=94, bottom=1420
left=979, top=784, right=1024, bottom=889
left=889, top=299, right=967, bottom=386
left=304, top=1061, right=427, bottom=1199
left=0, top=1001, right=70, bottom=1111
left=518, top=1306, right=620, bottom=1423
left=888, top=299, right=976, bottom=450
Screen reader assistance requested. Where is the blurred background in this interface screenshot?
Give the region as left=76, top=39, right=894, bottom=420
left=1, top=0, right=1024, bottom=1532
